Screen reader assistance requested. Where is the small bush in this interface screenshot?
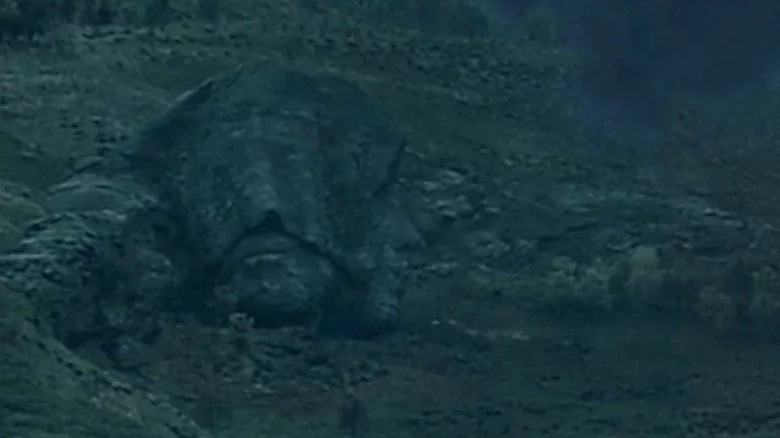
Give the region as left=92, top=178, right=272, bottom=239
left=748, top=267, right=780, bottom=323
left=624, top=245, right=665, bottom=309
left=59, top=0, right=76, bottom=21
left=143, top=0, right=173, bottom=27
left=538, top=256, right=616, bottom=315
left=196, top=0, right=220, bottom=22
left=522, top=2, right=559, bottom=45
left=0, top=0, right=51, bottom=41
left=94, top=0, right=115, bottom=25
left=695, top=285, right=738, bottom=333
left=81, top=0, right=115, bottom=26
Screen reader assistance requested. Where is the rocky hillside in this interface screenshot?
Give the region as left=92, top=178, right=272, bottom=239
left=3, top=1, right=780, bottom=437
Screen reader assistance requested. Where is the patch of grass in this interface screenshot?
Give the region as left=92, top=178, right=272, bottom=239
left=0, top=217, right=21, bottom=252
left=133, top=54, right=234, bottom=94
left=0, top=193, right=44, bottom=224
left=0, top=130, right=67, bottom=192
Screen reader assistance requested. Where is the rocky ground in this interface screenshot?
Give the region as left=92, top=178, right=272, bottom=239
left=3, top=1, right=780, bottom=437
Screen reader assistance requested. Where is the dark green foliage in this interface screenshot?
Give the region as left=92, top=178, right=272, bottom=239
left=722, top=257, right=755, bottom=326
left=59, top=0, right=76, bottom=21
left=338, top=391, right=367, bottom=438
left=323, top=0, right=494, bottom=37
left=0, top=0, right=51, bottom=41
left=143, top=0, right=173, bottom=27
left=196, top=0, right=220, bottom=22
left=80, top=0, right=95, bottom=23
left=94, top=0, right=115, bottom=25
left=0, top=15, right=23, bottom=41
left=16, top=0, right=47, bottom=23
left=81, top=0, right=114, bottom=26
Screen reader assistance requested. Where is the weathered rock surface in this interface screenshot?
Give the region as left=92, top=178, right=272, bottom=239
left=120, top=66, right=421, bottom=334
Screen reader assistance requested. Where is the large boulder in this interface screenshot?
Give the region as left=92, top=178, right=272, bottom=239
left=25, top=64, right=420, bottom=338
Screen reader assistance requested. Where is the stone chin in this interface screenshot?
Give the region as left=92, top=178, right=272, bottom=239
left=217, top=230, right=403, bottom=337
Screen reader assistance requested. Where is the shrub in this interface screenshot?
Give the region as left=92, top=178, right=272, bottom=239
left=0, top=0, right=51, bottom=41
left=143, top=0, right=173, bottom=27
left=196, top=0, right=220, bottom=22
left=748, top=266, right=780, bottom=326
left=624, top=245, right=665, bottom=310
left=81, top=0, right=116, bottom=26
left=695, top=285, right=738, bottom=333
left=538, top=256, right=616, bottom=315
